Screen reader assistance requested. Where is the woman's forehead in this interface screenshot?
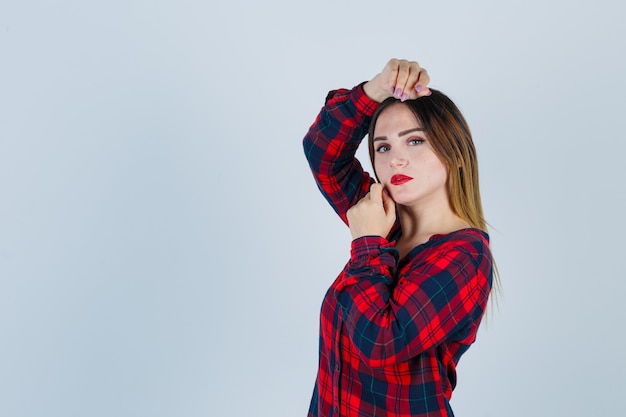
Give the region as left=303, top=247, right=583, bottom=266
left=374, top=104, right=423, bottom=133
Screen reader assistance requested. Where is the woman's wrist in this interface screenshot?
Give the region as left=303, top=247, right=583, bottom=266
left=363, top=77, right=391, bottom=103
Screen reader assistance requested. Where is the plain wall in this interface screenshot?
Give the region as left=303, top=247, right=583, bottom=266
left=1, top=1, right=625, bottom=416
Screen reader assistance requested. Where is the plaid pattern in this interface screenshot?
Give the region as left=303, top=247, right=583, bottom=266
left=303, top=85, right=493, bottom=417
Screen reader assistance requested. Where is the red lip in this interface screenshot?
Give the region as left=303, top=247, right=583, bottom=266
left=390, top=174, right=413, bottom=186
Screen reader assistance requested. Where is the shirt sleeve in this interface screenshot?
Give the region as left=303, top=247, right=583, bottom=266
left=302, top=83, right=379, bottom=224
left=334, top=235, right=492, bottom=368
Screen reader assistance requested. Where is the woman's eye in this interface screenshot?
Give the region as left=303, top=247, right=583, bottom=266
left=376, top=145, right=390, bottom=153
left=408, top=139, right=424, bottom=146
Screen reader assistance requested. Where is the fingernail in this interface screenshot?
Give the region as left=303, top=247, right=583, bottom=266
left=400, top=92, right=408, bottom=102
left=415, top=85, right=423, bottom=93
left=394, top=87, right=402, bottom=98
left=390, top=86, right=396, bottom=94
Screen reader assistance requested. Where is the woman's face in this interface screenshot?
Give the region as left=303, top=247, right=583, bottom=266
left=372, top=104, right=449, bottom=208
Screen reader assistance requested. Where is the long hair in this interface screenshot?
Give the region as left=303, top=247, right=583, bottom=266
left=368, top=89, right=501, bottom=294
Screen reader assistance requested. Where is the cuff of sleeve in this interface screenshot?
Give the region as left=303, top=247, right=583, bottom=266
left=324, top=83, right=379, bottom=118
left=334, top=236, right=398, bottom=291
left=350, top=235, right=396, bottom=266
left=352, top=83, right=379, bottom=117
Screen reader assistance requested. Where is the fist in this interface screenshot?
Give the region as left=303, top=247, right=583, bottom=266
left=347, top=183, right=396, bottom=240
left=363, top=58, right=431, bottom=103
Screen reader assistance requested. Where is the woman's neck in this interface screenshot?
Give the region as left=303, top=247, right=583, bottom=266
left=396, top=202, right=470, bottom=247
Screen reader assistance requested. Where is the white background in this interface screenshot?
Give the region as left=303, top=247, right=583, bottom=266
left=1, top=1, right=625, bottom=416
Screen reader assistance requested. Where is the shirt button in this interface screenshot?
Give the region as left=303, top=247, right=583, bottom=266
left=335, top=364, right=340, bottom=371
left=334, top=406, right=338, bottom=413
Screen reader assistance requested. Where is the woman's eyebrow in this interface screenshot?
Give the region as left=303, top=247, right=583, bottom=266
left=399, top=127, right=425, bottom=136
left=373, top=127, right=425, bottom=142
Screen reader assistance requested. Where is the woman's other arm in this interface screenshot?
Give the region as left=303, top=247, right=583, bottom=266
left=302, top=59, right=431, bottom=224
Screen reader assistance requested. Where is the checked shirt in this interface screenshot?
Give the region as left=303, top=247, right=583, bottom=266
left=303, top=84, right=493, bottom=417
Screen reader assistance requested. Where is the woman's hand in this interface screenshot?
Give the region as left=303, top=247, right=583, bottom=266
left=347, top=183, right=396, bottom=240
left=363, top=59, right=431, bottom=103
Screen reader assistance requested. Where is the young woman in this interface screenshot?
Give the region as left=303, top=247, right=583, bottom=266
left=303, top=59, right=495, bottom=417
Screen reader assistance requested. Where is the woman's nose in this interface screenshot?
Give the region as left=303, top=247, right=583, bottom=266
left=390, top=151, right=408, bottom=167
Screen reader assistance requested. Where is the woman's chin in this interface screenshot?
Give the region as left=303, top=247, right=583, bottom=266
left=388, top=192, right=417, bottom=206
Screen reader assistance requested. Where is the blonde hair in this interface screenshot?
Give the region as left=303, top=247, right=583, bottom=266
left=368, top=90, right=501, bottom=295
